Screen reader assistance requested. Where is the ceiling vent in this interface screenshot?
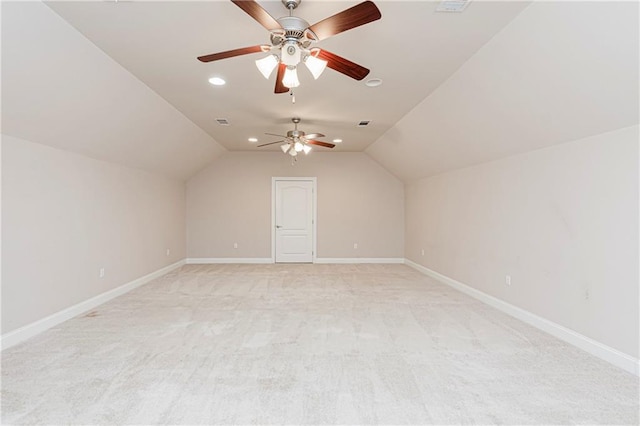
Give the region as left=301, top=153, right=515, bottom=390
left=357, top=120, right=371, bottom=127
left=215, top=118, right=230, bottom=126
left=436, top=0, right=471, bottom=13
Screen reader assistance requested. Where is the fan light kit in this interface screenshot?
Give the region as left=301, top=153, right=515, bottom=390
left=258, top=117, right=336, bottom=163
left=198, top=0, right=382, bottom=94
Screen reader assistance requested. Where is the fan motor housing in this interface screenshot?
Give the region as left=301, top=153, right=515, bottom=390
left=272, top=16, right=315, bottom=48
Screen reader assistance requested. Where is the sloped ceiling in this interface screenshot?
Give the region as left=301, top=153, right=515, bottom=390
left=2, top=1, right=225, bottom=181
left=367, top=1, right=639, bottom=182
left=43, top=0, right=529, bottom=154
left=2, top=1, right=637, bottom=182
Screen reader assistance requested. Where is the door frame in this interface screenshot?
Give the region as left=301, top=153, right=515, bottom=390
left=271, top=177, right=317, bottom=264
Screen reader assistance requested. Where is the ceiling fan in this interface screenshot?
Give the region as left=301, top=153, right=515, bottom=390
left=197, top=0, right=382, bottom=93
left=258, top=117, right=335, bottom=159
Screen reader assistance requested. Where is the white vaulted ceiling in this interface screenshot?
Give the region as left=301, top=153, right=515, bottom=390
left=42, top=0, right=530, bottom=154
left=2, top=1, right=638, bottom=181
left=367, top=1, right=639, bottom=181
left=2, top=1, right=226, bottom=180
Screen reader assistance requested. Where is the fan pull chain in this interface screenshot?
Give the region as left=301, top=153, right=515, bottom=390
left=290, top=90, right=295, bottom=104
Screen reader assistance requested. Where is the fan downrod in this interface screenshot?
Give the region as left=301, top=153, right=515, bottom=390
left=281, top=0, right=301, bottom=10
left=288, top=117, right=303, bottom=138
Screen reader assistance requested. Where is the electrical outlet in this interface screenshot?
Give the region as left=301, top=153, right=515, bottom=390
left=353, top=243, right=358, bottom=249
left=99, top=268, right=105, bottom=279
left=166, top=248, right=170, bottom=256
left=233, top=242, right=238, bottom=249
left=505, top=275, right=511, bottom=286
left=421, top=248, right=425, bottom=256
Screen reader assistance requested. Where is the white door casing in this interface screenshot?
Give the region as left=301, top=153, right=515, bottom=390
left=272, top=178, right=316, bottom=263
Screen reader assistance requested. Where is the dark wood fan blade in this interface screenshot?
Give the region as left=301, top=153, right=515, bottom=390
left=274, top=63, right=289, bottom=94
left=265, top=133, right=287, bottom=138
left=304, top=133, right=325, bottom=139
left=307, top=140, right=335, bottom=148
left=307, top=1, right=381, bottom=41
left=198, top=45, right=264, bottom=62
left=257, top=140, right=284, bottom=147
left=316, top=49, right=370, bottom=81
left=231, top=0, right=283, bottom=31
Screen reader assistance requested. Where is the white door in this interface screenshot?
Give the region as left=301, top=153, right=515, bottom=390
left=274, top=179, right=314, bottom=263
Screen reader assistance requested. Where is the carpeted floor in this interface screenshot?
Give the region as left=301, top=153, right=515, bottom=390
left=2, top=264, right=638, bottom=424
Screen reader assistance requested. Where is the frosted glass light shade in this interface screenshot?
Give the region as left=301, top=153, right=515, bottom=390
left=302, top=144, right=312, bottom=154
left=294, top=141, right=304, bottom=152
left=282, top=66, right=300, bottom=88
left=280, top=143, right=291, bottom=153
left=304, top=54, right=328, bottom=79
left=255, top=55, right=279, bottom=79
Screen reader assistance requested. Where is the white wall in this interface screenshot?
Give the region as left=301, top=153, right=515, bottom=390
left=187, top=152, right=404, bottom=259
left=405, top=126, right=639, bottom=358
left=1, top=135, right=186, bottom=334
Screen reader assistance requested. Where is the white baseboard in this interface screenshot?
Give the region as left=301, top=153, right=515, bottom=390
left=1, top=260, right=186, bottom=351
left=8, top=257, right=634, bottom=376
left=186, top=258, right=405, bottom=264
left=404, top=259, right=639, bottom=376
left=314, top=258, right=405, bottom=264
left=186, top=258, right=273, bottom=264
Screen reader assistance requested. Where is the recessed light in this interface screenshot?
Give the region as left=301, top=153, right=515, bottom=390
left=248, top=137, right=258, bottom=142
left=333, top=139, right=343, bottom=143
left=208, top=77, right=226, bottom=86
left=365, top=78, right=382, bottom=87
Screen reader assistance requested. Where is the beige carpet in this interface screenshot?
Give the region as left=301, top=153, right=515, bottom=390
left=2, top=264, right=638, bottom=424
